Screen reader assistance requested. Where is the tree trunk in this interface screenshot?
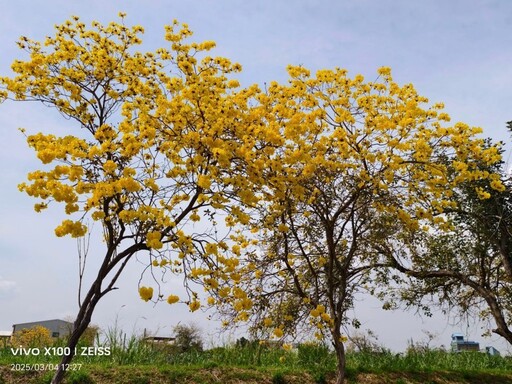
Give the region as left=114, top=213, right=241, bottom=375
left=332, top=333, right=346, bottom=384
left=494, top=326, right=512, bottom=345
left=482, top=291, right=512, bottom=346
left=334, top=341, right=346, bottom=384
left=50, top=241, right=144, bottom=383
left=51, top=284, right=102, bottom=383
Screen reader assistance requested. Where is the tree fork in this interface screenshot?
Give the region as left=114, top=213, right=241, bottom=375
left=51, top=244, right=145, bottom=383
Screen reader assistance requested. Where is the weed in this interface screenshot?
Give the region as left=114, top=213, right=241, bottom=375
left=67, top=370, right=94, bottom=384
left=36, top=371, right=53, bottom=384
left=272, top=371, right=287, bottom=384
left=297, top=342, right=335, bottom=371
left=311, top=370, right=327, bottom=384
left=203, top=361, right=218, bottom=369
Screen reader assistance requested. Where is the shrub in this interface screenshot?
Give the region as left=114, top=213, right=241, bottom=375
left=79, top=325, right=100, bottom=348
left=10, top=326, right=53, bottom=348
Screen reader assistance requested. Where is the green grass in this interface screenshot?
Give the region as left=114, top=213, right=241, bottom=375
left=1, top=336, right=512, bottom=383
left=346, top=349, right=512, bottom=374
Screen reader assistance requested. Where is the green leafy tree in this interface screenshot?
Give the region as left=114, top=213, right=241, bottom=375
left=384, top=141, right=512, bottom=345
left=172, top=323, right=203, bottom=353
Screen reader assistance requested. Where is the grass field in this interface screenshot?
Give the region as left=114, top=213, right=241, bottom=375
left=1, top=333, right=512, bottom=383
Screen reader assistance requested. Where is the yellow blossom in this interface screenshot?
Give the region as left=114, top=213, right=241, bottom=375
left=167, top=294, right=180, bottom=304
left=273, top=328, right=284, bottom=338
left=139, top=286, right=153, bottom=302
left=189, top=300, right=201, bottom=312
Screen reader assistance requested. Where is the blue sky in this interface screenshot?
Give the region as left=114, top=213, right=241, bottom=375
left=1, top=0, right=511, bottom=353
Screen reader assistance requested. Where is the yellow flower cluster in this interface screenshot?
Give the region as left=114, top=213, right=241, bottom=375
left=54, top=219, right=87, bottom=238
left=273, top=328, right=284, bottom=338
left=166, top=294, right=179, bottom=304
left=139, top=286, right=153, bottom=302
left=146, top=231, right=163, bottom=249
left=189, top=300, right=201, bottom=312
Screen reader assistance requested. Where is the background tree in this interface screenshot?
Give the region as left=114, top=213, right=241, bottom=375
left=172, top=323, right=203, bottom=353
left=78, top=325, right=100, bottom=348
left=385, top=143, right=512, bottom=345
left=211, top=66, right=505, bottom=384
left=0, top=15, right=264, bottom=383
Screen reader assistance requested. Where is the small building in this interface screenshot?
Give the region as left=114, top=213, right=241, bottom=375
left=0, top=331, right=12, bottom=348
left=12, top=319, right=73, bottom=339
left=143, top=336, right=176, bottom=345
left=485, top=346, right=500, bottom=356
left=450, top=333, right=479, bottom=352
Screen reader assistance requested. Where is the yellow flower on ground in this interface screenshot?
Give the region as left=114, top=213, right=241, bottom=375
left=273, top=328, right=283, bottom=338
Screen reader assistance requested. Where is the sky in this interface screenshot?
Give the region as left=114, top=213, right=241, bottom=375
left=1, top=0, right=512, bottom=354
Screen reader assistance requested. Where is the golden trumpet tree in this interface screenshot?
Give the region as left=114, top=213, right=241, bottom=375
left=211, top=66, right=504, bottom=384
left=1, top=15, right=264, bottom=384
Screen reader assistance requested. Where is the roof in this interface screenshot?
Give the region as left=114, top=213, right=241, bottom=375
left=13, top=319, right=72, bottom=327
left=144, top=336, right=175, bottom=341
left=0, top=331, right=12, bottom=337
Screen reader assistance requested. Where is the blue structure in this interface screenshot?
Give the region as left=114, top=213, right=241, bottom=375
left=450, top=333, right=479, bottom=352
left=485, top=346, right=500, bottom=356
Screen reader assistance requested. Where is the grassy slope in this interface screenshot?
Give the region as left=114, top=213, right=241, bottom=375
left=1, top=365, right=512, bottom=384
left=2, top=343, right=512, bottom=384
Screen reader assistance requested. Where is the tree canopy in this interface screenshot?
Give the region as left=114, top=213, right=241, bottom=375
left=207, top=66, right=505, bottom=383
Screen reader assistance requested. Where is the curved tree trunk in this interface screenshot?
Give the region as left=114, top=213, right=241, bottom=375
left=389, top=255, right=512, bottom=347
left=481, top=290, right=512, bottom=345
left=51, top=283, right=103, bottom=383
left=50, top=243, right=145, bottom=383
